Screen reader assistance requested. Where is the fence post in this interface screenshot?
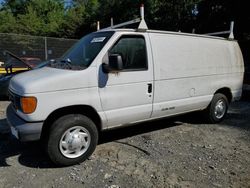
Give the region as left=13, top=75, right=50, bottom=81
left=97, top=21, right=100, bottom=31
left=44, top=36, right=48, bottom=60
left=111, top=17, right=113, bottom=27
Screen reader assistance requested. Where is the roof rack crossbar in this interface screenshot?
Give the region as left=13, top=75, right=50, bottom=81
left=99, top=4, right=148, bottom=31
left=204, top=21, right=234, bottom=39
left=102, top=18, right=141, bottom=30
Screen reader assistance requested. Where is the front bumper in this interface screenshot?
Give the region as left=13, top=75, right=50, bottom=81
left=6, top=104, right=43, bottom=142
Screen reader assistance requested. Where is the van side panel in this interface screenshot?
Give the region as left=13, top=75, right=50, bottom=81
left=149, top=33, right=244, bottom=118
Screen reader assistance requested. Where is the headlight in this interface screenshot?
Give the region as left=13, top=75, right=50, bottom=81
left=20, top=96, right=37, bottom=114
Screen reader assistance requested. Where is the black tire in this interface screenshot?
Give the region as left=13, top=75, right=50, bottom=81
left=205, top=93, right=228, bottom=123
left=46, top=114, right=98, bottom=166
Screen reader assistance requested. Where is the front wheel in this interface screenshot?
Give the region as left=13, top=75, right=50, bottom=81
left=205, top=93, right=228, bottom=123
left=47, top=114, right=98, bottom=166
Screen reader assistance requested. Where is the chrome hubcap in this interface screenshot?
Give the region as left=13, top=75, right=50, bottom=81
left=59, top=126, right=90, bottom=158
left=214, top=99, right=226, bottom=119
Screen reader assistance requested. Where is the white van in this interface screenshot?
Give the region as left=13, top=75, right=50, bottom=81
left=7, top=15, right=244, bottom=165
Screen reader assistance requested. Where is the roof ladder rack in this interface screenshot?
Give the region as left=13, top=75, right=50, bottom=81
left=99, top=4, right=148, bottom=31
left=204, top=21, right=234, bottom=39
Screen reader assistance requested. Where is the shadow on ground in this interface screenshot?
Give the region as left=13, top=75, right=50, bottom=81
left=99, top=118, right=181, bottom=144
left=0, top=118, right=10, bottom=133
left=221, top=91, right=250, bottom=131
left=0, top=96, right=9, bottom=101
left=0, top=117, right=181, bottom=169
left=242, top=89, right=250, bottom=101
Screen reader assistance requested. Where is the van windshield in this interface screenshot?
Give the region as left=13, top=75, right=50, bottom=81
left=48, top=31, right=114, bottom=70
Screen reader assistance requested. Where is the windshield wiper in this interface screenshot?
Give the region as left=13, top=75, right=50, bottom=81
left=48, top=58, right=83, bottom=70
left=47, top=59, right=68, bottom=69
left=60, top=58, right=72, bottom=64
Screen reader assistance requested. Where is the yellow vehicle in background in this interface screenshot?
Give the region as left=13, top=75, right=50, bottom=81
left=0, top=51, right=41, bottom=74
left=0, top=66, right=29, bottom=74
left=0, top=51, right=42, bottom=97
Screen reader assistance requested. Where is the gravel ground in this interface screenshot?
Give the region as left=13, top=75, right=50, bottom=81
left=0, top=95, right=250, bottom=188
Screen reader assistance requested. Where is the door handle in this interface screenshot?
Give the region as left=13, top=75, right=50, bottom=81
left=147, top=83, right=152, bottom=94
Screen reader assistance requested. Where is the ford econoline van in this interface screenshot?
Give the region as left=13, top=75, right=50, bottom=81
left=7, top=14, right=244, bottom=165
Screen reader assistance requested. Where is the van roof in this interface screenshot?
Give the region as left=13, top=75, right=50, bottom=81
left=98, top=28, right=235, bottom=41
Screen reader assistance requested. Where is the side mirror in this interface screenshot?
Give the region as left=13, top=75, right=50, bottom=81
left=102, top=54, right=123, bottom=73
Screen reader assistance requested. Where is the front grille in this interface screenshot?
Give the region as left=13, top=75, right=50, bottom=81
left=8, top=90, right=21, bottom=111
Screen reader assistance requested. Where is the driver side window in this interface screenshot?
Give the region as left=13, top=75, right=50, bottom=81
left=109, top=35, right=147, bottom=70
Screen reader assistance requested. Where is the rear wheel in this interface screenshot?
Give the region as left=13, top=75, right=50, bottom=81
left=205, top=93, right=228, bottom=123
left=46, top=114, right=98, bottom=166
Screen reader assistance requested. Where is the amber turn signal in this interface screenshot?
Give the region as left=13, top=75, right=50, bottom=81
left=20, top=97, right=37, bottom=114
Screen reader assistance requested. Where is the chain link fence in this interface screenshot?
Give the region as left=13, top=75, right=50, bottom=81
left=0, top=33, right=78, bottom=63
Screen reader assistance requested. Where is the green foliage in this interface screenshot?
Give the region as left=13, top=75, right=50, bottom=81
left=0, top=0, right=65, bottom=36
left=0, top=10, right=17, bottom=32
left=0, top=0, right=249, bottom=42
left=68, top=0, right=100, bottom=37
left=18, top=0, right=66, bottom=36
left=0, top=0, right=203, bottom=37
left=0, top=0, right=101, bottom=38
left=1, top=0, right=30, bottom=16
left=61, top=5, right=86, bottom=37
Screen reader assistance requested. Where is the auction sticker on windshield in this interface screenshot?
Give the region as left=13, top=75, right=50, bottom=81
left=91, top=37, right=106, bottom=43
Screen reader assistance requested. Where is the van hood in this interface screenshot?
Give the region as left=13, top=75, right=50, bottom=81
left=9, top=67, right=97, bottom=95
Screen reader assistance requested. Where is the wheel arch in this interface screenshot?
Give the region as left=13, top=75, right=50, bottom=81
left=214, top=87, right=232, bottom=103
left=41, top=105, right=102, bottom=141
